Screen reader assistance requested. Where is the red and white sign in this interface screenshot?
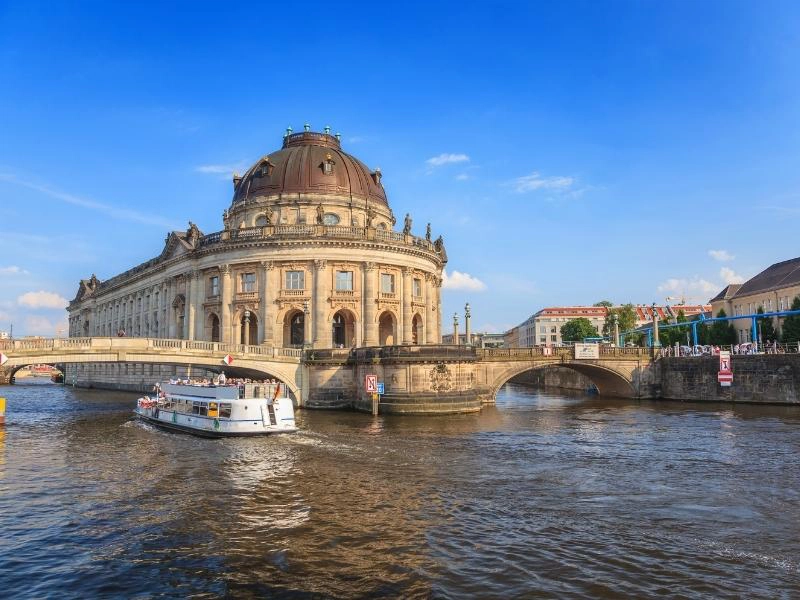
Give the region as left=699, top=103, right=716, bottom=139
left=0, top=352, right=7, bottom=366
left=222, top=354, right=234, bottom=366
left=718, top=351, right=732, bottom=387
left=365, top=374, right=378, bottom=393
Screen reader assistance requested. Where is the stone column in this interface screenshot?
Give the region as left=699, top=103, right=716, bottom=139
left=435, top=275, right=443, bottom=343
left=453, top=313, right=459, bottom=345
left=167, top=280, right=176, bottom=338
left=257, top=263, right=267, bottom=344
left=193, top=271, right=204, bottom=340
left=220, top=264, right=232, bottom=344
left=402, top=267, right=413, bottom=344
left=185, top=273, right=196, bottom=341
left=464, top=303, right=472, bottom=345
left=313, top=260, right=329, bottom=348
left=364, top=262, right=378, bottom=346
left=262, top=261, right=277, bottom=345
left=425, top=275, right=436, bottom=344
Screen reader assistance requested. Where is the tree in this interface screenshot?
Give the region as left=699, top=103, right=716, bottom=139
left=660, top=309, right=691, bottom=347
left=781, top=296, right=800, bottom=344
left=593, top=300, right=613, bottom=307
left=707, top=308, right=737, bottom=345
left=561, top=318, right=599, bottom=342
left=756, top=306, right=778, bottom=342
left=602, top=303, right=636, bottom=337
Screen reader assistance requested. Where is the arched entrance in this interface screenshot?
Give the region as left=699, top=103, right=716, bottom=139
left=412, top=313, right=423, bottom=345
left=240, top=312, right=258, bottom=345
left=331, top=309, right=356, bottom=348
left=378, top=311, right=397, bottom=345
left=284, top=310, right=305, bottom=347
left=207, top=313, right=220, bottom=342
left=172, top=295, right=186, bottom=339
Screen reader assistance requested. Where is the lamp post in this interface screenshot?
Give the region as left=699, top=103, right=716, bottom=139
left=302, top=301, right=310, bottom=349
left=464, top=302, right=472, bottom=346
left=453, top=312, right=459, bottom=345
left=243, top=310, right=251, bottom=346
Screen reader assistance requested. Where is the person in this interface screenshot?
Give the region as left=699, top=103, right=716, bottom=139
left=219, top=371, right=226, bottom=385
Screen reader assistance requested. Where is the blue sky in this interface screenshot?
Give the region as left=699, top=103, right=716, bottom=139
left=1, top=1, right=799, bottom=336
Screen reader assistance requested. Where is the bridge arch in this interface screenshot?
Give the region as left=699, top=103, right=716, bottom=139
left=490, top=361, right=636, bottom=399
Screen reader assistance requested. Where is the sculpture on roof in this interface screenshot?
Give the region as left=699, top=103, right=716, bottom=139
left=403, top=213, right=412, bottom=235
left=316, top=202, right=325, bottom=225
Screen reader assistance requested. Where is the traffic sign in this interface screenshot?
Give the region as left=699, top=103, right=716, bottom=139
left=222, top=354, right=234, bottom=366
left=365, top=374, right=377, bottom=393
left=377, top=382, right=385, bottom=394
left=0, top=352, right=7, bottom=366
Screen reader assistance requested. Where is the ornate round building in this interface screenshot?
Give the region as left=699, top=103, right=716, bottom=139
left=67, top=128, right=447, bottom=368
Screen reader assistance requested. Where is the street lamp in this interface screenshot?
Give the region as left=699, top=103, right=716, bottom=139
left=453, top=312, right=459, bottom=345
left=651, top=302, right=661, bottom=348
left=464, top=302, right=472, bottom=346
left=610, top=313, right=619, bottom=347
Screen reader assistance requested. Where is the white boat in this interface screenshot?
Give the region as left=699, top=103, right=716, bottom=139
left=134, top=381, right=297, bottom=437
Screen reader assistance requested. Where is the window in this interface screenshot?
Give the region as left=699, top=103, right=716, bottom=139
left=323, top=213, right=340, bottom=225
left=335, top=271, right=353, bottom=291
left=323, top=153, right=335, bottom=175
left=286, top=270, right=305, bottom=290
left=551, top=335, right=557, bottom=342
left=550, top=326, right=557, bottom=333
left=241, top=272, right=256, bottom=293
left=539, top=336, right=547, bottom=343
left=540, top=326, right=547, bottom=333
left=381, top=273, right=395, bottom=293
left=413, top=278, right=422, bottom=297
left=220, top=403, right=232, bottom=419
left=209, top=276, right=219, bottom=297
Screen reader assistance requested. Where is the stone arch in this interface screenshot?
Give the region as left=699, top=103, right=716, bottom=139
left=490, top=362, right=636, bottom=399
left=206, top=312, right=220, bottom=342
left=412, top=312, right=424, bottom=345
left=238, top=311, right=258, bottom=345
left=282, top=308, right=306, bottom=347
left=378, top=310, right=397, bottom=345
left=255, top=214, right=269, bottom=226
left=330, top=307, right=357, bottom=348
left=172, top=294, right=186, bottom=339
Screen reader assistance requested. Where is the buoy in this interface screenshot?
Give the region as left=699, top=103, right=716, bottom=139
left=0, top=397, right=5, bottom=425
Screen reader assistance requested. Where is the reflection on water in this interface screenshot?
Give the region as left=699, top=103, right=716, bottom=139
left=1, top=381, right=800, bottom=598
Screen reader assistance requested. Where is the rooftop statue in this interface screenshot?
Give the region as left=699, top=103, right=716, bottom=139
left=403, top=213, right=412, bottom=235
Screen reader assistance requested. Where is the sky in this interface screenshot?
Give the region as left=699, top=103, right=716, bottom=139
left=1, top=1, right=799, bottom=336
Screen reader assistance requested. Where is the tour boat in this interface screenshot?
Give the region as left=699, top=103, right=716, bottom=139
left=134, top=381, right=297, bottom=437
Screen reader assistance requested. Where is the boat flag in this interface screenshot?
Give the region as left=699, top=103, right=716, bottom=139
left=222, top=354, right=234, bottom=365
left=0, top=353, right=7, bottom=366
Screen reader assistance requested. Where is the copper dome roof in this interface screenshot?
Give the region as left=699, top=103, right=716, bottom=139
left=232, top=130, right=388, bottom=206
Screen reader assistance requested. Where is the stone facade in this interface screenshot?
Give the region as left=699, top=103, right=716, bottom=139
left=66, top=129, right=447, bottom=390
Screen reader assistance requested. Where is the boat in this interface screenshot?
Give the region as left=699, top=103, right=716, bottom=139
left=134, top=381, right=297, bottom=437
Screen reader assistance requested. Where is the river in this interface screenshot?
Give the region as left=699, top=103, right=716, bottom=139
left=1, top=380, right=799, bottom=598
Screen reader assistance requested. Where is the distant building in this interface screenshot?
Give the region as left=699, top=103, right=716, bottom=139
left=0, top=330, right=8, bottom=340
left=503, top=326, right=520, bottom=348
left=709, top=257, right=800, bottom=343
left=441, top=332, right=505, bottom=347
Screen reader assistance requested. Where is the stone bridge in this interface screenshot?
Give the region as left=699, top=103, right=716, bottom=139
left=0, top=338, right=658, bottom=412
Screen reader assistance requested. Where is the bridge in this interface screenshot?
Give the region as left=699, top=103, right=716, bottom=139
left=0, top=337, right=656, bottom=412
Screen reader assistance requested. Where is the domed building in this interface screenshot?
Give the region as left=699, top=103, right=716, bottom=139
left=67, top=127, right=447, bottom=389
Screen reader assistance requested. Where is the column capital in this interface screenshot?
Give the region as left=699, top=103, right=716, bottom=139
left=402, top=267, right=414, bottom=277
left=314, top=259, right=327, bottom=270
left=364, top=261, right=377, bottom=272
left=260, top=260, right=276, bottom=271
left=220, top=264, right=231, bottom=275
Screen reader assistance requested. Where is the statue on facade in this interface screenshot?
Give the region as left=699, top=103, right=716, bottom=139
left=426, top=223, right=431, bottom=241
left=222, top=209, right=231, bottom=230
left=264, top=207, right=273, bottom=225
left=433, top=235, right=443, bottom=252
left=316, top=202, right=325, bottom=225
left=366, top=205, right=376, bottom=228
left=403, top=213, right=412, bottom=235
left=186, top=221, right=201, bottom=246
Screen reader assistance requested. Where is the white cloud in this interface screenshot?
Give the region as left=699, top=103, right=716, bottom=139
left=455, top=173, right=471, bottom=181
left=0, top=265, right=28, bottom=275
left=442, top=270, right=487, bottom=292
left=658, top=277, right=719, bottom=297
left=0, top=173, right=179, bottom=229
left=708, top=249, right=735, bottom=262
left=17, top=291, right=69, bottom=309
left=426, top=153, right=470, bottom=167
left=511, top=171, right=575, bottom=193
left=24, top=315, right=68, bottom=336
left=720, top=267, right=745, bottom=284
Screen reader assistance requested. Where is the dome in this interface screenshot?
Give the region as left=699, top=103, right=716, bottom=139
left=232, top=129, right=388, bottom=206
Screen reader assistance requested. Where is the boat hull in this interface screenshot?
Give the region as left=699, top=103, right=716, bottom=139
left=135, top=410, right=297, bottom=438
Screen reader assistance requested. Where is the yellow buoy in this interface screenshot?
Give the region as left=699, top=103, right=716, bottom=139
left=0, top=397, right=5, bottom=425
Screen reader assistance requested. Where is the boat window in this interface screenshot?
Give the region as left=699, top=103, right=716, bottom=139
left=192, top=401, right=200, bottom=415
left=220, top=403, right=232, bottom=418
left=199, top=403, right=208, bottom=417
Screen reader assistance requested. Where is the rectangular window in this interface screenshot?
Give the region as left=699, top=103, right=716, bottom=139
left=551, top=335, right=557, bottom=342
left=286, top=270, right=305, bottom=289
left=539, top=336, right=547, bottom=343
left=413, top=278, right=422, bottom=297
left=209, top=276, right=219, bottom=297
left=550, top=326, right=557, bottom=333
left=335, top=271, right=353, bottom=291
left=220, top=403, right=232, bottom=419
left=381, top=273, right=395, bottom=293
left=540, top=326, right=547, bottom=333
left=241, top=272, right=256, bottom=293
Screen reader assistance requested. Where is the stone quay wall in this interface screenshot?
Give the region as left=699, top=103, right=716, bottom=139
left=658, top=355, right=800, bottom=404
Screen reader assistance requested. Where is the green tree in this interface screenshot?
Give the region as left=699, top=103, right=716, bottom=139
left=660, top=309, right=691, bottom=347
left=593, top=300, right=613, bottom=307
left=756, top=306, right=778, bottom=342
left=781, top=296, right=800, bottom=344
left=602, top=303, right=637, bottom=337
left=561, top=318, right=599, bottom=342
left=707, top=308, right=737, bottom=345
